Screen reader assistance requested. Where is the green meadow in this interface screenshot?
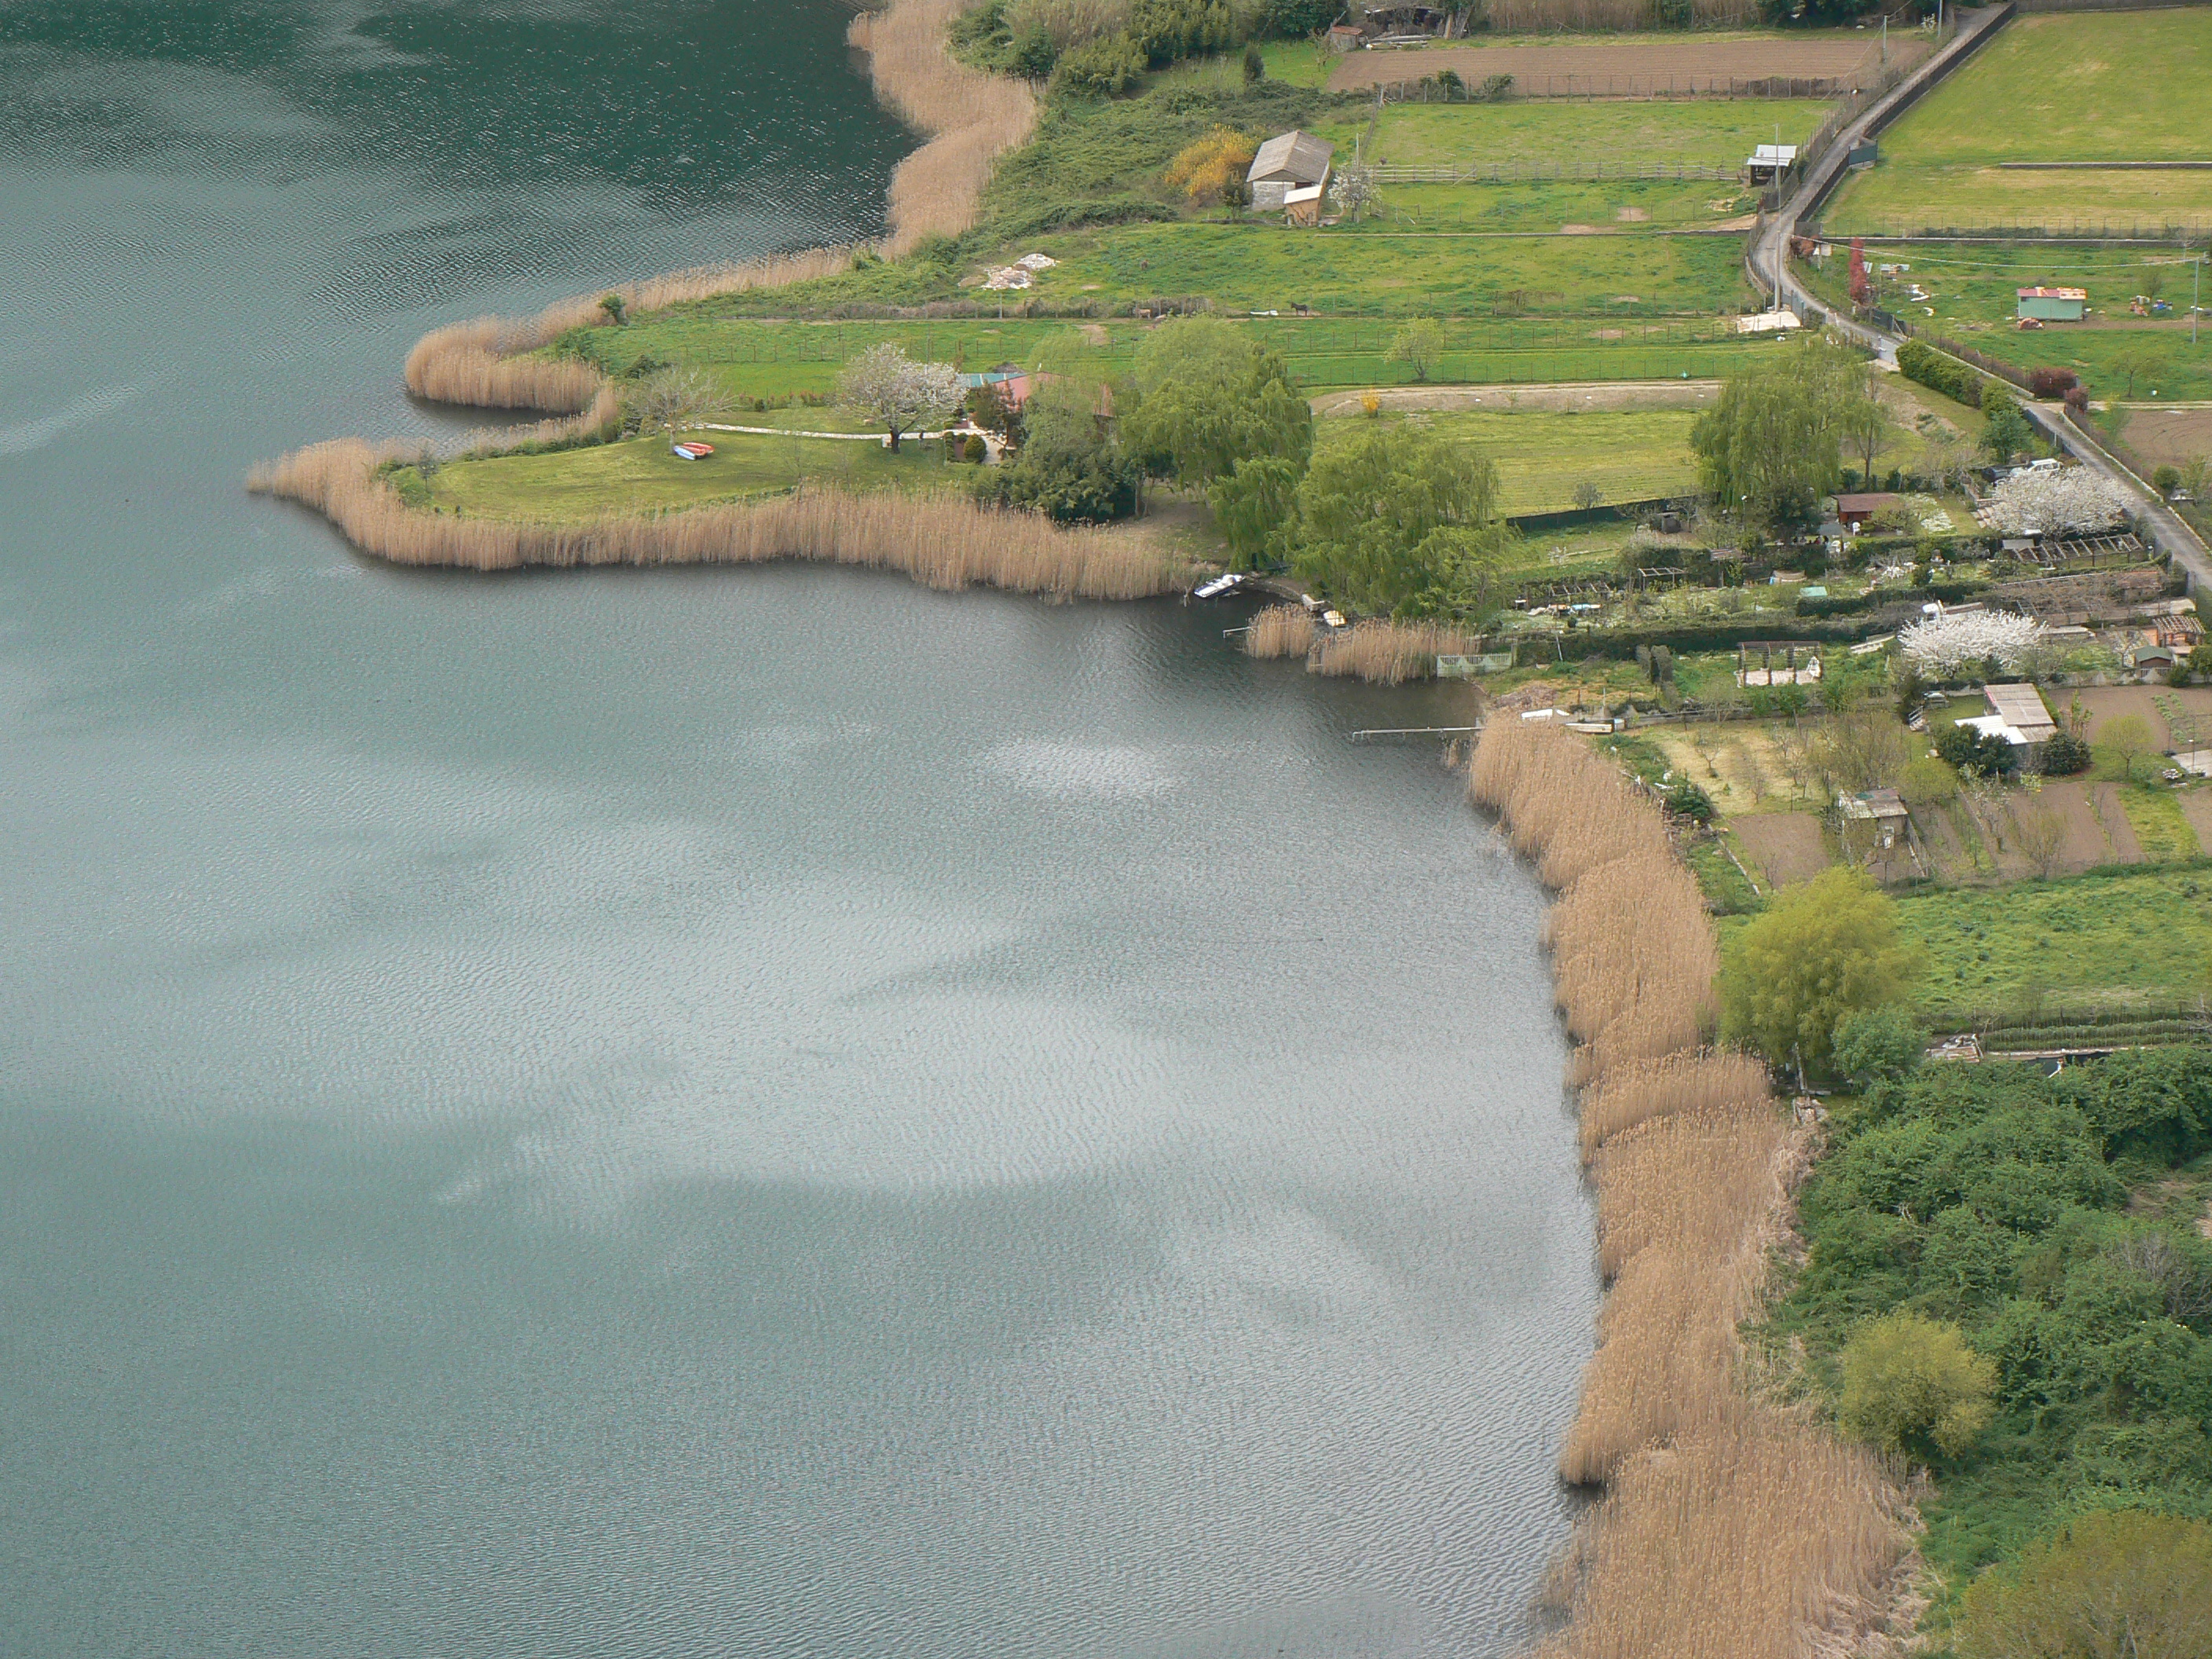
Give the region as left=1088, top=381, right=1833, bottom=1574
left=1306, top=98, right=1831, bottom=172
left=1824, top=11, right=2212, bottom=233
left=1320, top=407, right=1700, bottom=515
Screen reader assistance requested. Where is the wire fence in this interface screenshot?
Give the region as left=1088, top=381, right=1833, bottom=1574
left=1822, top=219, right=2212, bottom=242
left=1364, top=159, right=1741, bottom=184
left=1368, top=72, right=1862, bottom=103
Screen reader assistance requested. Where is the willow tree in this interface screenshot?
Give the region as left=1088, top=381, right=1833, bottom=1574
left=1691, top=335, right=1871, bottom=543
left=1291, top=423, right=1514, bottom=614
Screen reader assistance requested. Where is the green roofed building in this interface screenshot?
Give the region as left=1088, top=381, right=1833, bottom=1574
left=2016, top=286, right=2086, bottom=323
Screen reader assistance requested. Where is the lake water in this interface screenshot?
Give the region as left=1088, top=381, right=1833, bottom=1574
left=0, top=4, right=1595, bottom=1654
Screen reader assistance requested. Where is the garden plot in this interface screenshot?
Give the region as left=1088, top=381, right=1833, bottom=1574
left=1731, top=812, right=1830, bottom=888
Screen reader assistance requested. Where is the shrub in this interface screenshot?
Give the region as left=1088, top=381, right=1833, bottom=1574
left=1833, top=1004, right=1926, bottom=1088
left=2026, top=367, right=2078, bottom=399
left=1954, top=1511, right=2212, bottom=1659
left=2038, top=728, right=2090, bottom=775
left=1936, top=723, right=2017, bottom=778
left=1899, top=755, right=1957, bottom=806
left=1050, top=31, right=1144, bottom=93
left=1719, top=868, right=1914, bottom=1074
left=963, top=434, right=987, bottom=463
left=2153, top=463, right=2182, bottom=496
left=1664, top=779, right=1714, bottom=823
left=1895, top=339, right=1983, bottom=410
left=1837, top=1311, right=1997, bottom=1458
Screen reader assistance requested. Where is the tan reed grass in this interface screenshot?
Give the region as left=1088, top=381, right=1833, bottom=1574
left=1577, top=1050, right=1773, bottom=1162
left=1311, top=619, right=1474, bottom=686
left=1471, top=712, right=1906, bottom=1656
left=850, top=0, right=1037, bottom=255
left=1242, top=604, right=1317, bottom=661
left=246, top=439, right=1182, bottom=598
left=1545, top=1412, right=1906, bottom=1659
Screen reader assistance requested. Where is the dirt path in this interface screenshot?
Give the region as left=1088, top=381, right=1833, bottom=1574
left=1310, top=379, right=1721, bottom=416
left=1327, top=36, right=1917, bottom=93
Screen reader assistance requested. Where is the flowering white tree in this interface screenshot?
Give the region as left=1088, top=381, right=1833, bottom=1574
left=1899, top=610, right=2048, bottom=679
left=837, top=344, right=962, bottom=453
left=1984, top=469, right=2134, bottom=537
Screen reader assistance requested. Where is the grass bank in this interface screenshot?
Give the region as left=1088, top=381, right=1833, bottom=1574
left=249, top=439, right=1181, bottom=597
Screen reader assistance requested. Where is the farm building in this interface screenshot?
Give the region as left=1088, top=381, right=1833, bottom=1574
left=1744, top=143, right=1798, bottom=183
left=2016, top=287, right=2086, bottom=323
left=1833, top=491, right=1903, bottom=530
left=1284, top=181, right=1327, bottom=226
left=1957, top=682, right=2058, bottom=760
left=1247, top=131, right=1334, bottom=211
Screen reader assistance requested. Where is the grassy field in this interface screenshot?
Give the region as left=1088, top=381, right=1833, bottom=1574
left=1021, top=218, right=1756, bottom=314
left=1795, top=240, right=2212, bottom=403
left=1824, top=12, right=2212, bottom=233
left=1317, top=178, right=1760, bottom=234
left=1307, top=98, right=1832, bottom=172
left=1893, top=862, right=2212, bottom=1024
left=562, top=312, right=1777, bottom=404
left=1321, top=407, right=1699, bottom=514
left=414, top=430, right=961, bottom=519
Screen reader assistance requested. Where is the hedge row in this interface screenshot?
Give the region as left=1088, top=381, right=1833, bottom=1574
left=1895, top=339, right=1985, bottom=410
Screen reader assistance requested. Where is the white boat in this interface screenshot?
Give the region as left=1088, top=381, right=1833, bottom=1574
left=1191, top=572, right=1245, bottom=600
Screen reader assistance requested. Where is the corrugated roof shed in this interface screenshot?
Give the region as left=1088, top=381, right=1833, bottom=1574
left=1983, top=682, right=2057, bottom=742
left=1248, top=130, right=1334, bottom=185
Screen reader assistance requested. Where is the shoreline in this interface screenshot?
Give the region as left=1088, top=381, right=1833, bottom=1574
left=1468, top=717, right=1914, bottom=1656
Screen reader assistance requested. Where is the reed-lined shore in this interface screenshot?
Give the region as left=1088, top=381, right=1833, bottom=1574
left=248, top=439, right=1180, bottom=596
left=397, top=0, right=1031, bottom=424
left=1470, top=718, right=1910, bottom=1659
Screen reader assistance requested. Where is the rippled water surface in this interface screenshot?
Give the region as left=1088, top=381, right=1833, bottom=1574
left=0, top=5, right=1593, bottom=1654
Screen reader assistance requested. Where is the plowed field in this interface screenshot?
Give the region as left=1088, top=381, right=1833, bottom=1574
left=1327, top=35, right=1917, bottom=95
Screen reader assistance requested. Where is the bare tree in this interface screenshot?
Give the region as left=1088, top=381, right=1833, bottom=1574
left=629, top=368, right=729, bottom=441
left=837, top=343, right=962, bottom=453
left=2012, top=800, right=2066, bottom=879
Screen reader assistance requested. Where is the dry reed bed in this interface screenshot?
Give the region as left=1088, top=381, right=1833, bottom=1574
left=1470, top=717, right=1906, bottom=1658
left=247, top=439, right=1181, bottom=598
left=1243, top=610, right=1475, bottom=685
left=1485, top=0, right=1755, bottom=28
left=851, top=0, right=1037, bottom=255
left=401, top=0, right=1032, bottom=418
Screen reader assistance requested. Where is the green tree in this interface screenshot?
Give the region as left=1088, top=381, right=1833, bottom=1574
left=1208, top=455, right=1303, bottom=567
left=1833, top=1004, right=1926, bottom=1088
left=1387, top=317, right=1446, bottom=383
left=1291, top=424, right=1512, bottom=613
left=2111, top=343, right=2170, bottom=399
left=977, top=369, right=1137, bottom=522
left=1955, top=1511, right=2212, bottom=1659
left=2098, top=712, right=2155, bottom=781
left=1120, top=317, right=1311, bottom=491
left=1837, top=1311, right=1998, bottom=1458
left=1719, top=866, right=1914, bottom=1072
left=1980, top=391, right=2034, bottom=463
left=1691, top=335, right=1869, bottom=543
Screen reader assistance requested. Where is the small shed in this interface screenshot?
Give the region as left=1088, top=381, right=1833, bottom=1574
left=1744, top=143, right=1798, bottom=182
left=1283, top=180, right=1327, bottom=227
left=1839, top=788, right=1911, bottom=857
left=2016, top=286, right=2086, bottom=323
left=1247, top=130, right=1334, bottom=211
left=1833, top=491, right=1903, bottom=530
left=1980, top=682, right=2057, bottom=752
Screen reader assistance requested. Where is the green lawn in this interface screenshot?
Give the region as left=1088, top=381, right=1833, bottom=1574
left=1307, top=98, right=1832, bottom=172
left=1824, top=12, right=2212, bottom=233
left=1320, top=178, right=1758, bottom=234
left=1795, top=241, right=2212, bottom=403
left=1893, top=862, right=2212, bottom=1025
left=562, top=312, right=1774, bottom=405
left=1320, top=407, right=1698, bottom=515
left=414, top=430, right=961, bottom=520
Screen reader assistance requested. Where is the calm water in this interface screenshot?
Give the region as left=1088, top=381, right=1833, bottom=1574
left=0, top=5, right=1595, bottom=1654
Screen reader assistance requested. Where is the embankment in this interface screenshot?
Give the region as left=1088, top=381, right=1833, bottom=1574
left=399, top=0, right=1033, bottom=423
left=1470, top=718, right=1910, bottom=1659
left=247, top=439, right=1178, bottom=599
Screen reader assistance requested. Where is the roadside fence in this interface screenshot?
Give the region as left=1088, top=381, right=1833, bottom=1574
left=1364, top=158, right=1740, bottom=184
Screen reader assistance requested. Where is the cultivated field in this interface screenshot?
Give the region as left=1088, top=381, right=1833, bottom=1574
left=1326, top=31, right=1914, bottom=94
left=2122, top=406, right=2212, bottom=471
left=1823, top=12, right=2212, bottom=234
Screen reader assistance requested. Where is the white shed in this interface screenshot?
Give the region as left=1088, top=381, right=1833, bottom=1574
left=1247, top=130, right=1334, bottom=211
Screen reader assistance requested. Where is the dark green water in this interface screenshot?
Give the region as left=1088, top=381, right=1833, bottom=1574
left=0, top=5, right=1595, bottom=1654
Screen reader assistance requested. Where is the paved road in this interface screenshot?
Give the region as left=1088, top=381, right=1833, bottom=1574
left=1746, top=3, right=2211, bottom=595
